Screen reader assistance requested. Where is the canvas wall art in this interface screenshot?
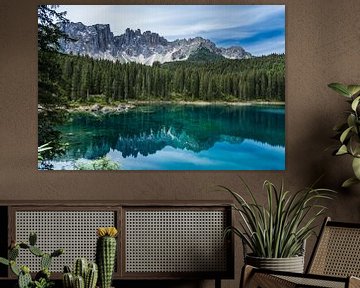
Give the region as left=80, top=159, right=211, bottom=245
left=38, top=5, right=285, bottom=170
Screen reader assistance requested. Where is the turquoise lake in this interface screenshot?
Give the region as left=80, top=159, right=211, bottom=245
left=52, top=104, right=285, bottom=170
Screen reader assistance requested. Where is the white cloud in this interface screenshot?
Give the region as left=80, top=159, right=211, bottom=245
left=243, top=36, right=285, bottom=56
left=57, top=5, right=285, bottom=55
left=59, top=5, right=284, bottom=39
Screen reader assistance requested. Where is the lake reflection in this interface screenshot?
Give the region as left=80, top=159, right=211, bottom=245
left=54, top=104, right=285, bottom=170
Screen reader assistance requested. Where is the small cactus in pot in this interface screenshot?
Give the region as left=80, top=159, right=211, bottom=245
left=96, top=227, right=118, bottom=288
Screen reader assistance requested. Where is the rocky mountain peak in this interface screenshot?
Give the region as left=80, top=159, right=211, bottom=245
left=59, top=22, right=252, bottom=65
left=115, top=28, right=168, bottom=48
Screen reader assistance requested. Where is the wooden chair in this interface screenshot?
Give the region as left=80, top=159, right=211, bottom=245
left=241, top=217, right=360, bottom=288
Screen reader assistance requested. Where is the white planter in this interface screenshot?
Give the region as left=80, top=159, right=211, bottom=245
left=245, top=254, right=305, bottom=273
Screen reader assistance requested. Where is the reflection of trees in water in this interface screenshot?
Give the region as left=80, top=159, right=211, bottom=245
left=117, top=127, right=199, bottom=158
left=58, top=105, right=285, bottom=160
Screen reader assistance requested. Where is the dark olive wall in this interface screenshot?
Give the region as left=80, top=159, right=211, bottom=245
left=1, top=0, right=360, bottom=287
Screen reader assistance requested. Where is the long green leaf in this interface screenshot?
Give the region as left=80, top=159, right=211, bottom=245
left=340, top=126, right=353, bottom=143
left=348, top=85, right=360, bottom=97
left=351, top=96, right=360, bottom=111
left=328, top=83, right=351, bottom=97
left=352, top=157, right=360, bottom=179
left=342, top=177, right=360, bottom=187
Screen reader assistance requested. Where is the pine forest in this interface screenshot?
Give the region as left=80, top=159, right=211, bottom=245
left=58, top=53, right=285, bottom=104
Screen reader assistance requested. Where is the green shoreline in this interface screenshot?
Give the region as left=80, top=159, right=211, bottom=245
left=66, top=100, right=285, bottom=113
left=128, top=100, right=285, bottom=105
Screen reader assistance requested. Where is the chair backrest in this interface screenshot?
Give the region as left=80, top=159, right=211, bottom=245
left=307, top=217, right=360, bottom=277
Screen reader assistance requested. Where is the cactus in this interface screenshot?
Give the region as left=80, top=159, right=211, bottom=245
left=21, top=265, right=30, bottom=274
left=9, top=246, right=19, bottom=260
left=96, top=227, right=118, bottom=288
left=29, top=246, right=44, bottom=257
left=85, top=263, right=98, bottom=288
left=19, top=243, right=29, bottom=249
left=63, top=272, right=74, bottom=288
left=0, top=233, right=63, bottom=288
left=63, top=259, right=98, bottom=288
left=35, top=268, right=50, bottom=281
left=51, top=248, right=64, bottom=257
left=74, top=275, right=85, bottom=288
left=29, top=232, right=37, bottom=246
left=41, top=253, right=52, bottom=270
left=10, top=260, right=20, bottom=276
left=18, top=270, right=32, bottom=288
left=74, top=258, right=87, bottom=279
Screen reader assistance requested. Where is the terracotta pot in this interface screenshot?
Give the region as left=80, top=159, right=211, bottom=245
left=245, top=254, right=304, bottom=273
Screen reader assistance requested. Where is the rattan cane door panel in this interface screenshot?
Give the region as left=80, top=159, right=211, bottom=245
left=13, top=209, right=116, bottom=273
left=123, top=207, right=232, bottom=278
left=6, top=203, right=233, bottom=281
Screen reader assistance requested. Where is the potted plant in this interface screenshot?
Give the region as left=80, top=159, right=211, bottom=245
left=328, top=83, right=360, bottom=187
left=221, top=179, right=334, bottom=273
left=0, top=232, right=63, bottom=288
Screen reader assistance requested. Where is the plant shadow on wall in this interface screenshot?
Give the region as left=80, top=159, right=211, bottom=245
left=220, top=178, right=335, bottom=272
left=328, top=83, right=360, bottom=187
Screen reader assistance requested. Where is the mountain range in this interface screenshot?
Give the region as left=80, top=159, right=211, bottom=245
left=59, top=22, right=252, bottom=66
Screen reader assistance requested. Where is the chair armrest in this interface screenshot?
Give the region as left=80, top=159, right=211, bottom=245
left=240, top=265, right=296, bottom=288
left=349, top=276, right=360, bottom=288
left=240, top=265, right=255, bottom=288
left=240, top=265, right=349, bottom=288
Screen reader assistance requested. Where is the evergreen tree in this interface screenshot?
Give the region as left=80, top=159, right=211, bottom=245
left=56, top=53, right=285, bottom=104
left=38, top=5, right=69, bottom=162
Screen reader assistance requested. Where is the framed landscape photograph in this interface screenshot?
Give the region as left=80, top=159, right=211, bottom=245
left=38, top=4, right=285, bottom=170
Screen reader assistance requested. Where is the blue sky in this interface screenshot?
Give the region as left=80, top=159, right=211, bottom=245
left=58, top=5, right=285, bottom=56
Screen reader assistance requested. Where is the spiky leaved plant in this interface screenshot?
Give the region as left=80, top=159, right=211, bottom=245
left=221, top=179, right=335, bottom=258
left=96, top=227, right=118, bottom=288
left=0, top=232, right=63, bottom=288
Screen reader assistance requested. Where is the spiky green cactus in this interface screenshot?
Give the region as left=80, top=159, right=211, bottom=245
left=10, top=260, right=20, bottom=276
left=74, top=258, right=87, bottom=279
left=9, top=247, right=19, bottom=260
left=74, top=275, right=85, bottom=288
left=63, top=259, right=98, bottom=288
left=18, top=268, right=32, bottom=288
left=19, top=243, right=30, bottom=249
left=63, top=272, right=74, bottom=288
left=29, top=246, right=44, bottom=257
left=35, top=268, right=50, bottom=282
left=29, top=232, right=37, bottom=246
left=41, top=253, right=52, bottom=270
left=96, top=227, right=118, bottom=288
left=0, top=233, right=63, bottom=288
left=85, top=263, right=98, bottom=288
left=51, top=248, right=64, bottom=257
